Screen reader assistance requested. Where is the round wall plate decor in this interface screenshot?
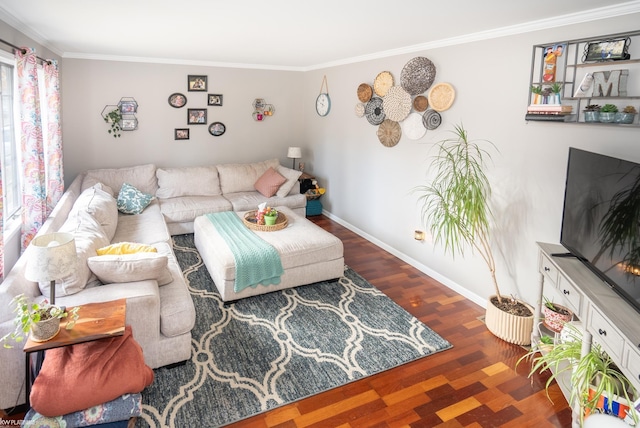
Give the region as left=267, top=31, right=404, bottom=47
left=413, top=95, right=428, bottom=112
left=401, top=57, right=436, bottom=95
left=403, top=112, right=427, bottom=140
left=422, top=109, right=442, bottom=130
left=357, top=83, right=373, bottom=102
left=209, top=122, right=226, bottom=136
left=428, top=82, right=456, bottom=112
left=355, top=102, right=365, bottom=117
left=364, top=97, right=385, bottom=125
left=382, top=86, right=412, bottom=122
left=373, top=71, right=394, bottom=97
left=377, top=119, right=402, bottom=147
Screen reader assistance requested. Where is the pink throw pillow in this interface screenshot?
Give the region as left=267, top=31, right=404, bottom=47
left=254, top=167, right=287, bottom=197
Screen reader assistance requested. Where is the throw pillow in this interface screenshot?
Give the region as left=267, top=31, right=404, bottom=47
left=29, top=326, right=153, bottom=417
left=88, top=253, right=172, bottom=286
left=97, top=242, right=158, bottom=255
left=275, top=165, right=303, bottom=197
left=69, top=184, right=118, bottom=241
left=254, top=167, right=287, bottom=197
left=117, top=182, right=153, bottom=214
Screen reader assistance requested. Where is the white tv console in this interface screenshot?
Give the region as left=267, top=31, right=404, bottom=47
left=533, top=243, right=640, bottom=423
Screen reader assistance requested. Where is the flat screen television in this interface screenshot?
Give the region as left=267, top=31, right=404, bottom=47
left=560, top=147, right=640, bottom=315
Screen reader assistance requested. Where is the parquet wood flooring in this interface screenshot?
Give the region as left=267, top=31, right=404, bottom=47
left=228, top=215, right=572, bottom=428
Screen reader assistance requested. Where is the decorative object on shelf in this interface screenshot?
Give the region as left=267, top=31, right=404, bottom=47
left=187, top=108, right=207, bottom=124
left=400, top=56, right=436, bottom=95
left=583, top=38, right=630, bottom=62
left=422, top=108, right=442, bottom=130
left=287, top=146, right=301, bottom=169
left=102, top=105, right=122, bottom=138
left=354, top=102, right=365, bottom=117
left=382, top=86, right=411, bottom=122
left=252, top=98, right=275, bottom=121
left=101, top=97, right=139, bottom=136
left=583, top=104, right=601, bottom=122
left=592, top=70, right=629, bottom=97
left=316, top=75, right=331, bottom=117
left=207, top=94, right=223, bottom=106
left=208, top=122, right=226, bottom=136
left=517, top=323, right=637, bottom=426
left=298, top=162, right=304, bottom=172
left=413, top=95, right=428, bottom=112
left=25, top=233, right=78, bottom=306
left=188, top=75, right=207, bottom=91
left=357, top=83, right=373, bottom=102
left=616, top=105, right=637, bottom=124
left=414, top=124, right=534, bottom=345
left=174, top=128, right=189, bottom=140
left=377, top=119, right=401, bottom=147
left=168, top=93, right=187, bottom=108
left=364, top=97, right=385, bottom=125
left=543, top=44, right=564, bottom=82
left=118, top=97, right=138, bottom=114
left=402, top=112, right=427, bottom=140
left=599, top=103, right=618, bottom=123
left=428, top=82, right=456, bottom=112
left=373, top=71, right=394, bottom=97
left=542, top=298, right=573, bottom=332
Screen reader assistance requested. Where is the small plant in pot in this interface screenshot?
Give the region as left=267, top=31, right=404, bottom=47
left=103, top=108, right=123, bottom=138
left=0, top=294, right=79, bottom=347
left=583, top=104, right=600, bottom=123
left=599, top=104, right=618, bottom=123
left=542, top=297, right=573, bottom=333
left=263, top=207, right=278, bottom=226
left=415, top=124, right=534, bottom=346
left=615, top=105, right=637, bottom=124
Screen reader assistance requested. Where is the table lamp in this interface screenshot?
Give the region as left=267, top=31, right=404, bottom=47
left=24, top=232, right=77, bottom=306
left=287, top=146, right=302, bottom=169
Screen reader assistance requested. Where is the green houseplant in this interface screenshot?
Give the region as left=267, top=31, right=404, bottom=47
left=415, top=124, right=534, bottom=345
left=583, top=104, right=601, bottom=123
left=616, top=105, right=637, bottom=124
left=542, top=297, right=573, bottom=333
left=518, top=323, right=637, bottom=425
left=0, top=294, right=79, bottom=347
left=599, top=104, right=618, bottom=123
left=103, top=108, right=123, bottom=138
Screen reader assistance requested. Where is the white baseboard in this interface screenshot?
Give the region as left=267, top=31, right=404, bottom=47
left=321, top=209, right=487, bottom=309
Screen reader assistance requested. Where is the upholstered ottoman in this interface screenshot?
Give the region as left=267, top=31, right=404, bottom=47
left=193, top=206, right=344, bottom=301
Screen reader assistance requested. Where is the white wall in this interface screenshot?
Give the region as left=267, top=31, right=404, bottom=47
left=302, top=13, right=640, bottom=307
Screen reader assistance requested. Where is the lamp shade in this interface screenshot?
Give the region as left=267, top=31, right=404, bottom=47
left=287, top=147, right=302, bottom=159
left=25, top=233, right=78, bottom=283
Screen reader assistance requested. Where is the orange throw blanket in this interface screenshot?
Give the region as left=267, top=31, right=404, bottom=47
left=30, top=325, right=154, bottom=417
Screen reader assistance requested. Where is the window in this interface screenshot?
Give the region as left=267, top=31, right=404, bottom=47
left=0, top=58, right=19, bottom=223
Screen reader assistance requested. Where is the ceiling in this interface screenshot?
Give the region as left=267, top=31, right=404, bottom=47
left=0, top=0, right=639, bottom=70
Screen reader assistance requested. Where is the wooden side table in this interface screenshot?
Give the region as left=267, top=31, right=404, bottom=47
left=24, top=299, right=126, bottom=406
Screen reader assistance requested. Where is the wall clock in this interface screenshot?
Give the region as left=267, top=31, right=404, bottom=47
left=316, top=75, right=331, bottom=117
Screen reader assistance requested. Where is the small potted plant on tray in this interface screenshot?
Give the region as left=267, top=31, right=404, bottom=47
left=599, top=104, right=618, bottom=123
left=542, top=297, right=573, bottom=333
left=263, top=207, right=278, bottom=226
left=0, top=294, right=79, bottom=347
left=583, top=104, right=600, bottom=123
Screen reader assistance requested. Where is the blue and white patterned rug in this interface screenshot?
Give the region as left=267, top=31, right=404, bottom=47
left=139, top=234, right=452, bottom=427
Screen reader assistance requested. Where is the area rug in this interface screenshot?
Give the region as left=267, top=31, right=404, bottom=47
left=138, top=234, right=452, bottom=427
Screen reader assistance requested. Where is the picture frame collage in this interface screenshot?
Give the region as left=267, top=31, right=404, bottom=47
left=170, top=75, right=225, bottom=139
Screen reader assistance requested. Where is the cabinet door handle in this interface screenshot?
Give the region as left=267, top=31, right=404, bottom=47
left=598, top=328, right=607, bottom=336
left=563, top=289, right=570, bottom=295
left=544, top=267, right=550, bottom=272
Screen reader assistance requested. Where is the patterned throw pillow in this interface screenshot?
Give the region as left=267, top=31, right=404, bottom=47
left=254, top=167, right=287, bottom=197
left=117, top=183, right=153, bottom=214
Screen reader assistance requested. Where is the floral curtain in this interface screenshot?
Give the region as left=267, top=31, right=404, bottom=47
left=43, top=59, right=64, bottom=213
left=16, top=47, right=46, bottom=250
left=0, top=162, right=3, bottom=278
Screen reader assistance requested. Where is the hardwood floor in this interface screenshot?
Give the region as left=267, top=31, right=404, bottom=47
left=229, top=215, right=572, bottom=428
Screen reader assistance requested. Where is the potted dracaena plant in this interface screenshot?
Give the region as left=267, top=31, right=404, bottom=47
left=0, top=294, right=79, bottom=347
left=415, top=124, right=534, bottom=345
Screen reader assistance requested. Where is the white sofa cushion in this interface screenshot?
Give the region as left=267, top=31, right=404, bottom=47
left=159, top=195, right=232, bottom=223
left=88, top=253, right=172, bottom=286
left=156, top=166, right=221, bottom=198
left=69, top=184, right=118, bottom=241
left=112, top=202, right=170, bottom=245
left=275, top=165, right=303, bottom=197
left=217, top=159, right=279, bottom=194
left=83, top=164, right=158, bottom=196
left=223, top=191, right=307, bottom=212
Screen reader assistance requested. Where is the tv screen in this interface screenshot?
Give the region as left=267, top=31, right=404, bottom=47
left=560, top=147, right=640, bottom=314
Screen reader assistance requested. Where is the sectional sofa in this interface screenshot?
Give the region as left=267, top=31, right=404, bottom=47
left=0, top=158, right=306, bottom=409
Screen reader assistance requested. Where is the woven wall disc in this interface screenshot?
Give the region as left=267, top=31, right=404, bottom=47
left=428, top=82, right=456, bottom=112
left=373, top=71, right=394, bottom=97
left=382, top=86, right=411, bottom=122
left=377, top=119, right=402, bottom=147
left=365, top=97, right=385, bottom=125
left=357, top=83, right=373, bottom=102
left=422, top=109, right=442, bottom=130
left=413, top=95, right=428, bottom=112
left=403, top=112, right=427, bottom=140
left=401, top=57, right=436, bottom=95
left=355, top=102, right=365, bottom=117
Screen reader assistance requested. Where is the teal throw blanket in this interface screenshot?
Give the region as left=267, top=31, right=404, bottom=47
left=205, top=212, right=283, bottom=292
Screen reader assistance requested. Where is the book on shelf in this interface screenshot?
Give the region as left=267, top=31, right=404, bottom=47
left=527, top=104, right=573, bottom=114
left=525, top=113, right=569, bottom=122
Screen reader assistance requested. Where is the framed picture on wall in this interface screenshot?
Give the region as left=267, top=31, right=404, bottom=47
left=208, top=122, right=226, bottom=136
left=168, top=93, right=187, bottom=108
left=175, top=128, right=189, bottom=140
left=207, top=94, right=223, bottom=106
left=187, top=108, right=207, bottom=124
left=188, top=75, right=207, bottom=91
